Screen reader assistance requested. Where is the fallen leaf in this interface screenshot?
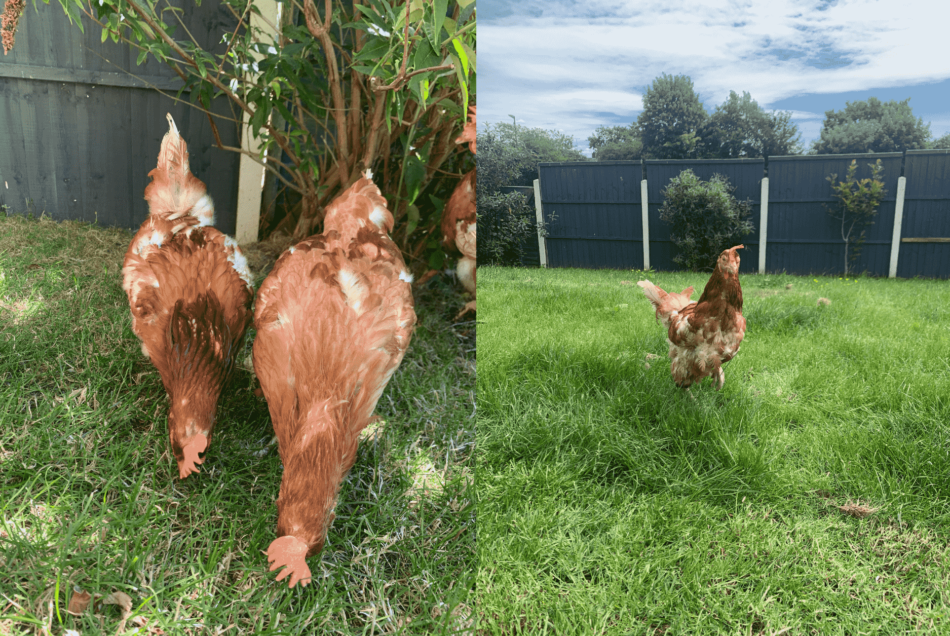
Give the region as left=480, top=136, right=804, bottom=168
left=103, top=591, right=132, bottom=617
left=838, top=503, right=878, bottom=518
left=67, top=588, right=91, bottom=616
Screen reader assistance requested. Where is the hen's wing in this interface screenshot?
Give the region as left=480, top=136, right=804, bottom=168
left=442, top=170, right=476, bottom=251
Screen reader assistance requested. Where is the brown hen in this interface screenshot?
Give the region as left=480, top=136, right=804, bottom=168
left=122, top=114, right=254, bottom=479
left=253, top=173, right=416, bottom=588
left=441, top=105, right=476, bottom=318
left=638, top=245, right=746, bottom=390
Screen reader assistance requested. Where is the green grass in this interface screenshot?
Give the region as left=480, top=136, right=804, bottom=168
left=0, top=213, right=475, bottom=635
left=477, top=266, right=950, bottom=635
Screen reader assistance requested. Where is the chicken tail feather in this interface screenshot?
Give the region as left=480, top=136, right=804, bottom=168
left=638, top=279, right=695, bottom=326
left=144, top=113, right=213, bottom=227
left=637, top=279, right=667, bottom=306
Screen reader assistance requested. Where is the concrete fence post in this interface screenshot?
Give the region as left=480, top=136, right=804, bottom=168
left=640, top=179, right=650, bottom=270
left=234, top=0, right=280, bottom=245
left=533, top=178, right=548, bottom=267
left=889, top=175, right=907, bottom=278
left=758, top=176, right=769, bottom=274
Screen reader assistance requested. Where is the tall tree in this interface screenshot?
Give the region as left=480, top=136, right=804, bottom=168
left=812, top=97, right=931, bottom=154
left=487, top=122, right=587, bottom=186
left=636, top=74, right=708, bottom=159
left=700, top=91, right=802, bottom=158
left=588, top=124, right=643, bottom=160
left=931, top=132, right=950, bottom=149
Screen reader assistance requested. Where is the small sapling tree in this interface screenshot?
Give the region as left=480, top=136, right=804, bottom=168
left=826, top=159, right=886, bottom=276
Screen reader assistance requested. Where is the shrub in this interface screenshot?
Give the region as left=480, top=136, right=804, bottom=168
left=478, top=191, right=537, bottom=266
left=826, top=159, right=886, bottom=276
left=477, top=129, right=543, bottom=266
left=659, top=170, right=754, bottom=271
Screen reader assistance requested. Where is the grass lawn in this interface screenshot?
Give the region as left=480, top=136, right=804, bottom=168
left=0, top=213, right=475, bottom=635
left=477, top=265, right=950, bottom=635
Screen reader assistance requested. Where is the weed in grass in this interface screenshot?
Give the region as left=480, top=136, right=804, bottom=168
left=478, top=266, right=950, bottom=635
left=0, top=214, right=474, bottom=635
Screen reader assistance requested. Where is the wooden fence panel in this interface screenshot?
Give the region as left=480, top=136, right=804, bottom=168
left=0, top=2, right=241, bottom=234
left=538, top=162, right=643, bottom=269
left=535, top=151, right=950, bottom=278
left=767, top=153, right=902, bottom=277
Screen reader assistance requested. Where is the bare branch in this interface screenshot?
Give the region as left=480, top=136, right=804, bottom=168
left=371, top=63, right=455, bottom=93
left=304, top=0, right=350, bottom=184
left=220, top=145, right=300, bottom=191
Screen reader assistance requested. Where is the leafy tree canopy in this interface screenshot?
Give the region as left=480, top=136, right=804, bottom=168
left=701, top=91, right=802, bottom=158
left=812, top=97, right=931, bottom=154
left=485, top=122, right=587, bottom=186
left=43, top=0, right=475, bottom=275
left=588, top=124, right=642, bottom=161
left=636, top=74, right=708, bottom=159
left=931, top=132, right=950, bottom=149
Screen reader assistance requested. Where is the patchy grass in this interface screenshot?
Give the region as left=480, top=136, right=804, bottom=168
left=0, top=213, right=474, bottom=635
left=477, top=266, right=950, bottom=635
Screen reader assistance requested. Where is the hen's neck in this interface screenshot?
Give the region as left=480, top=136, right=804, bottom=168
left=698, top=268, right=743, bottom=310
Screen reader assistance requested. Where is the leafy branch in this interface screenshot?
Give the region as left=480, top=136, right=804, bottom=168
left=43, top=0, right=476, bottom=270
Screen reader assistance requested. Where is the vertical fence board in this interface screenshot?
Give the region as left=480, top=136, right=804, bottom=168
left=897, top=150, right=950, bottom=278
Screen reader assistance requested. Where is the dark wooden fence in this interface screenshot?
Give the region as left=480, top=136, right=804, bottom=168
left=0, top=1, right=241, bottom=234
left=535, top=150, right=950, bottom=278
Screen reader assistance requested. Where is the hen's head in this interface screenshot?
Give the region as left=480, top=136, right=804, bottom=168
left=716, top=245, right=743, bottom=276
left=456, top=106, right=476, bottom=154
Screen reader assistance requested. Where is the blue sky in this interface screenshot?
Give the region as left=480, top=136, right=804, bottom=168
left=479, top=0, right=950, bottom=156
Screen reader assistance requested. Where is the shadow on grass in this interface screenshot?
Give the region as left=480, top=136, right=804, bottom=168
left=479, top=343, right=772, bottom=509
left=0, top=215, right=475, bottom=634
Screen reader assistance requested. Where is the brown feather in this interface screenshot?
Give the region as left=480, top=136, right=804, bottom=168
left=253, top=176, right=416, bottom=588
left=122, top=114, right=254, bottom=479
left=442, top=106, right=477, bottom=316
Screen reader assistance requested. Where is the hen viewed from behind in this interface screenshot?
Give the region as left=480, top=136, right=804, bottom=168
left=122, top=114, right=254, bottom=479
left=253, top=173, right=416, bottom=588
left=442, top=105, right=476, bottom=318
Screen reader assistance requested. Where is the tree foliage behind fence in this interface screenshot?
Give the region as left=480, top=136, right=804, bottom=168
left=531, top=150, right=950, bottom=279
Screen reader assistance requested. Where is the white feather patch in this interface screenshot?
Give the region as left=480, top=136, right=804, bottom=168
left=191, top=194, right=215, bottom=226
left=338, top=268, right=367, bottom=313
left=135, top=229, right=167, bottom=256
left=369, top=205, right=388, bottom=229
left=399, top=270, right=414, bottom=283
left=223, top=235, right=254, bottom=287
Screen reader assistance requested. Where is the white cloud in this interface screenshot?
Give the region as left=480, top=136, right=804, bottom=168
left=480, top=0, right=950, bottom=150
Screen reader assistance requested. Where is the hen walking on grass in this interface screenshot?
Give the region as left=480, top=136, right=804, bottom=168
left=638, top=245, right=746, bottom=390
